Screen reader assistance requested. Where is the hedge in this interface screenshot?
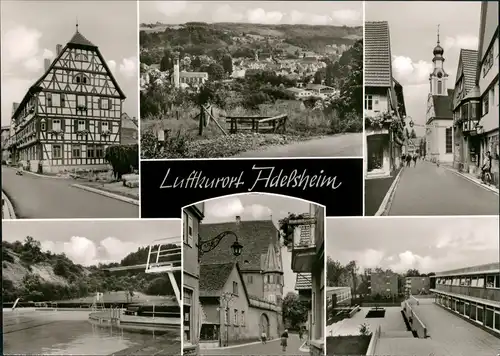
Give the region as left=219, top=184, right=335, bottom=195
left=104, top=144, right=138, bottom=180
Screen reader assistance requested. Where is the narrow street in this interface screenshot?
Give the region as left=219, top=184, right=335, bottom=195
left=199, top=334, right=307, bottom=356
left=234, top=133, right=362, bottom=157
left=388, top=161, right=499, bottom=215
left=2, top=166, right=139, bottom=219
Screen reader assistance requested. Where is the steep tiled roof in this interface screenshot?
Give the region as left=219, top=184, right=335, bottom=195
left=365, top=21, right=392, bottom=87
left=199, top=262, right=234, bottom=295
left=68, top=31, right=96, bottom=48
left=199, top=220, right=280, bottom=271
left=460, top=49, right=479, bottom=93
left=432, top=95, right=453, bottom=119
left=295, top=273, right=312, bottom=290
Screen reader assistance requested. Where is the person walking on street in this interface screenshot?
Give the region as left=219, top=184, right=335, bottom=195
left=481, top=151, right=492, bottom=184
left=261, top=330, right=267, bottom=344
left=413, top=153, right=417, bottom=167
left=281, top=329, right=289, bottom=352
left=401, top=154, right=406, bottom=168
left=298, top=327, right=303, bottom=340
left=406, top=154, right=412, bottom=167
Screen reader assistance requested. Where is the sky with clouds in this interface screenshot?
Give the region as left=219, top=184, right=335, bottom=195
left=201, top=193, right=314, bottom=296
left=366, top=1, right=481, bottom=137
left=1, top=0, right=138, bottom=127
left=327, top=217, right=499, bottom=274
left=2, top=220, right=180, bottom=267
left=140, top=1, right=363, bottom=27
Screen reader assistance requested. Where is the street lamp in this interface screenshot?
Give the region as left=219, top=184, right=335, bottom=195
left=197, top=231, right=243, bottom=257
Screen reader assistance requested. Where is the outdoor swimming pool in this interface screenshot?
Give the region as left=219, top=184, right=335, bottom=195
left=3, top=310, right=181, bottom=355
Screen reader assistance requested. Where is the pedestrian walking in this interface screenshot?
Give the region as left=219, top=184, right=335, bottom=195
left=406, top=154, right=412, bottom=167
left=401, top=154, right=406, bottom=168
left=281, top=329, right=289, bottom=352
left=261, top=330, right=267, bottom=344
left=298, top=327, right=303, bottom=340
left=481, top=151, right=492, bottom=184
left=413, top=154, right=417, bottom=167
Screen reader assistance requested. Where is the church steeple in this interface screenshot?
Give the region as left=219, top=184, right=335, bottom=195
left=429, top=24, right=448, bottom=96
left=262, top=241, right=283, bottom=305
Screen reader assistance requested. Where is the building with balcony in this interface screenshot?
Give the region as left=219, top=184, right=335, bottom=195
left=289, top=204, right=325, bottom=356
left=295, top=273, right=313, bottom=332
left=364, top=21, right=406, bottom=179
left=183, top=210, right=283, bottom=353
left=5, top=27, right=126, bottom=173
left=405, top=276, right=431, bottom=295
left=430, top=262, right=500, bottom=336
left=425, top=29, right=455, bottom=164
left=451, top=49, right=481, bottom=174
left=476, top=1, right=499, bottom=184
left=370, top=270, right=398, bottom=297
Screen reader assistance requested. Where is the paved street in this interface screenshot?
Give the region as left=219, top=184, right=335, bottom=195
left=200, top=334, right=307, bottom=355
left=234, top=133, right=362, bottom=157
left=388, top=161, right=499, bottom=215
left=2, top=167, right=139, bottom=219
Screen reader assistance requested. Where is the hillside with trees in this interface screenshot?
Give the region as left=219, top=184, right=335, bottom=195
left=2, top=237, right=181, bottom=304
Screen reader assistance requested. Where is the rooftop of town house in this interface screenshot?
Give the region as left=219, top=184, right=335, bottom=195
left=365, top=21, right=393, bottom=87
left=285, top=87, right=307, bottom=93
left=306, top=84, right=335, bottom=90
left=328, top=298, right=499, bottom=356
left=295, top=273, right=312, bottom=290
left=457, top=49, right=479, bottom=93
left=199, top=262, right=235, bottom=296
left=199, top=219, right=280, bottom=272
left=434, top=262, right=500, bottom=276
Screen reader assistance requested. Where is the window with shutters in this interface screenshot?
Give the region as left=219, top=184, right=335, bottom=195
left=52, top=119, right=61, bottom=131
left=72, top=145, right=81, bottom=158
left=100, top=98, right=110, bottom=110
left=96, top=145, right=104, bottom=158
left=101, top=121, right=109, bottom=133
left=77, top=95, right=87, bottom=108
left=52, top=144, right=62, bottom=159
left=51, top=94, right=61, bottom=107
left=87, top=145, right=96, bottom=158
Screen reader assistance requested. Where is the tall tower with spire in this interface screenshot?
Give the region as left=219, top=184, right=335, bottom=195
left=262, top=241, right=284, bottom=305
left=429, top=25, right=449, bottom=96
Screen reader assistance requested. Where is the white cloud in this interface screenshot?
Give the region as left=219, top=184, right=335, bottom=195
left=156, top=1, right=202, bottom=17
left=205, top=196, right=273, bottom=221
left=212, top=4, right=243, bottom=23
left=42, top=49, right=54, bottom=59
left=107, top=60, right=117, bottom=73
left=206, top=197, right=245, bottom=219
left=40, top=235, right=142, bottom=266
left=443, top=35, right=479, bottom=51
left=2, top=26, right=42, bottom=63
left=247, top=8, right=283, bottom=24
left=119, top=57, right=136, bottom=78
left=331, top=9, right=361, bottom=26
left=392, top=55, right=433, bottom=85
left=244, top=204, right=272, bottom=220
left=1, top=78, right=33, bottom=125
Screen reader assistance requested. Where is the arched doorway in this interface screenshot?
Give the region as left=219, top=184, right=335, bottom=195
left=260, top=313, right=270, bottom=337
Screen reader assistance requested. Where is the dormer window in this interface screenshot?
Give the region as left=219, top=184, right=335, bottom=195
left=73, top=73, right=89, bottom=84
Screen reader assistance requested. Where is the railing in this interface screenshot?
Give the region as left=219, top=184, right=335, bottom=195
left=434, top=284, right=500, bottom=302
left=145, top=236, right=182, bottom=273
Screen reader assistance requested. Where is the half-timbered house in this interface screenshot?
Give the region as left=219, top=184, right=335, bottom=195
left=6, top=26, right=126, bottom=173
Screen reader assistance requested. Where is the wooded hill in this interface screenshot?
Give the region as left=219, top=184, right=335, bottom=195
left=2, top=237, right=181, bottom=304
